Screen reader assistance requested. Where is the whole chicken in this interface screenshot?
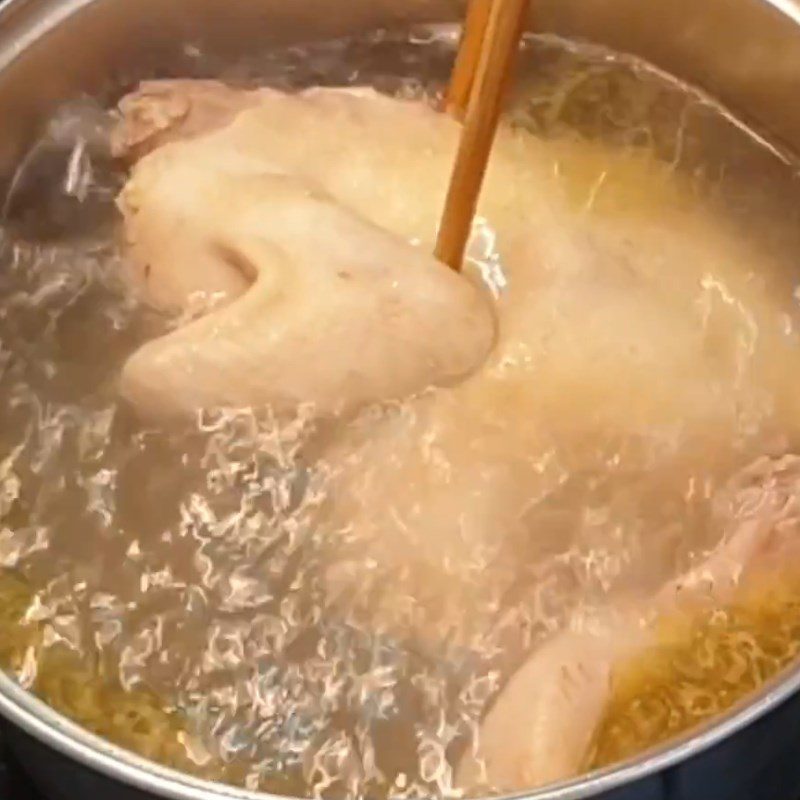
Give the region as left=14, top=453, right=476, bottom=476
left=113, top=80, right=800, bottom=793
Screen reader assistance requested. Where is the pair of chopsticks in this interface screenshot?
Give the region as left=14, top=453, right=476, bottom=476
left=434, top=0, right=530, bottom=271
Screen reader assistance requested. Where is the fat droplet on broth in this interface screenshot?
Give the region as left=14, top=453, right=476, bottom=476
left=0, top=27, right=799, bottom=799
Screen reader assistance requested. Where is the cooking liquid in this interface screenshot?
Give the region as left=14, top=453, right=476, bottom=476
left=1, top=28, right=800, bottom=798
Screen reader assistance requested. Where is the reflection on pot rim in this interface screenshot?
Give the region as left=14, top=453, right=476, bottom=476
left=2, top=1, right=800, bottom=800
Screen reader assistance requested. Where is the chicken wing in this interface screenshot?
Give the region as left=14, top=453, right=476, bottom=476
left=116, top=86, right=496, bottom=419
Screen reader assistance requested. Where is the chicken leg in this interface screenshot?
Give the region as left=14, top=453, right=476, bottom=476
left=456, top=455, right=800, bottom=793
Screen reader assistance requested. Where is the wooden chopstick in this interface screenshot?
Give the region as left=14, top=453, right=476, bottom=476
left=445, top=0, right=493, bottom=119
left=435, top=0, right=529, bottom=272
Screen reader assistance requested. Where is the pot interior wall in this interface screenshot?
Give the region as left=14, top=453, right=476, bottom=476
left=0, top=0, right=800, bottom=181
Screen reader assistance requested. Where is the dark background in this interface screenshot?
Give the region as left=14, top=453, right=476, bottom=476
left=0, top=728, right=39, bottom=799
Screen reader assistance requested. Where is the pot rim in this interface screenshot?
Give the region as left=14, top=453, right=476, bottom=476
left=4, top=647, right=800, bottom=800
left=2, top=0, right=800, bottom=798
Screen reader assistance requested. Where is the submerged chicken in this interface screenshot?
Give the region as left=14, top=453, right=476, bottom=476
left=457, top=454, right=800, bottom=791
left=113, top=80, right=800, bottom=793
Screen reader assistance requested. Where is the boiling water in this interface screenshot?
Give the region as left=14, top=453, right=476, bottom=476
left=1, top=28, right=800, bottom=799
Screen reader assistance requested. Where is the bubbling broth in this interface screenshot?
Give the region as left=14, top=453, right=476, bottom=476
left=1, top=28, right=800, bottom=799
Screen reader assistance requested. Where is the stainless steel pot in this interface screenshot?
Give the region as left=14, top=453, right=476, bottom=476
left=2, top=0, right=800, bottom=798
